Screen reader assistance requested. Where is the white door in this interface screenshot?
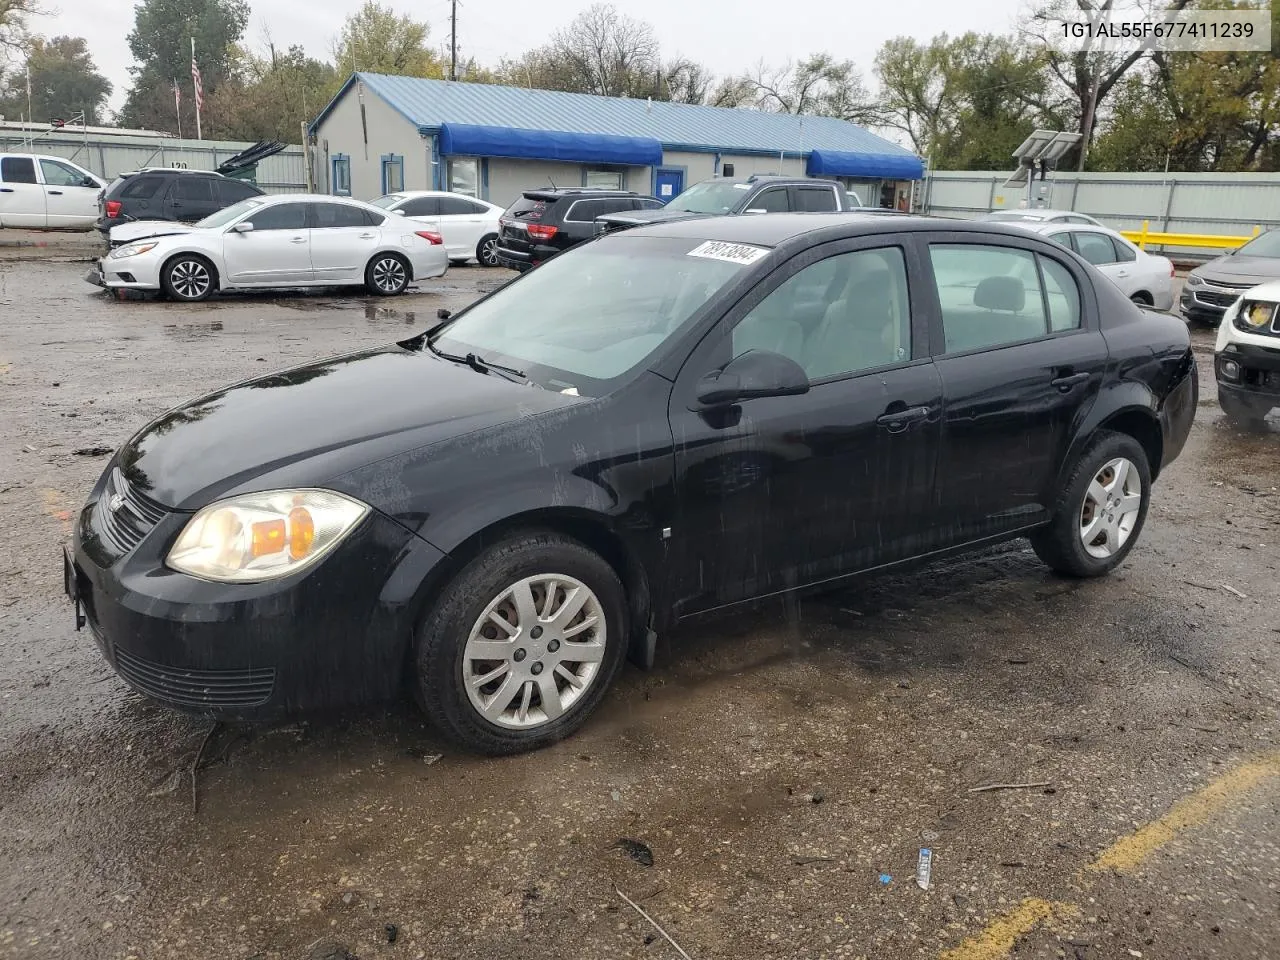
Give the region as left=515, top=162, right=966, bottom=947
left=310, top=202, right=382, bottom=282
left=436, top=196, right=489, bottom=259
left=0, top=156, right=46, bottom=228
left=221, top=202, right=313, bottom=285
left=38, top=158, right=101, bottom=228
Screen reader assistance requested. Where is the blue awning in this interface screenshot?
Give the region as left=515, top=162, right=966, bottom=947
left=438, top=123, right=663, bottom=166
left=807, top=149, right=924, bottom=180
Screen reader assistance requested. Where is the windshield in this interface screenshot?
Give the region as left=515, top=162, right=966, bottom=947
left=431, top=237, right=760, bottom=394
left=666, top=180, right=753, bottom=214
left=196, top=197, right=263, bottom=229
left=371, top=194, right=404, bottom=209
left=1235, top=230, right=1280, bottom=258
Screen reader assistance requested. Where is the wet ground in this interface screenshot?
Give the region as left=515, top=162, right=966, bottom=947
left=1, top=259, right=1277, bottom=960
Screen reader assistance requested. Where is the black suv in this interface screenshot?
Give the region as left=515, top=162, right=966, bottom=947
left=96, top=169, right=264, bottom=238
left=496, top=188, right=663, bottom=271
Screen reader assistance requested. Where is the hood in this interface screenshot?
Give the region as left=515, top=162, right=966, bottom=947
left=1193, top=254, right=1280, bottom=286
left=116, top=345, right=582, bottom=510
left=109, top=220, right=198, bottom=244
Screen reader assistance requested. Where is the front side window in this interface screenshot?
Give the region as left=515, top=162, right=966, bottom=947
left=431, top=236, right=754, bottom=393
left=40, top=159, right=88, bottom=187
left=447, top=158, right=479, bottom=197
left=930, top=244, right=1051, bottom=353
left=0, top=156, right=37, bottom=184
left=751, top=188, right=790, bottom=213
left=1074, top=231, right=1118, bottom=266
left=731, top=247, right=910, bottom=380
left=246, top=203, right=309, bottom=231
left=332, top=156, right=351, bottom=196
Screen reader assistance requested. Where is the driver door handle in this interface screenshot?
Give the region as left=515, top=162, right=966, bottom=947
left=358, top=232, right=376, bottom=239
left=876, top=405, right=931, bottom=433
left=48, top=190, right=63, bottom=195
left=1051, top=371, right=1091, bottom=391
left=289, top=236, right=307, bottom=243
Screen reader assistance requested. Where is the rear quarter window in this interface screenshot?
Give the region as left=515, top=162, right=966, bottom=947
left=505, top=197, right=546, bottom=221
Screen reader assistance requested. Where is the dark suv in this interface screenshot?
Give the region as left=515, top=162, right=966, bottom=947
left=96, top=169, right=264, bottom=239
left=496, top=188, right=663, bottom=271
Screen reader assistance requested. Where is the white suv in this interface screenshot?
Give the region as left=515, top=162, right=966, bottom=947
left=0, top=153, right=104, bottom=229
left=1215, top=281, right=1280, bottom=425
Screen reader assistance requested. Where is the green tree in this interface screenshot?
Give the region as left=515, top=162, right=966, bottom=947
left=118, top=0, right=249, bottom=134
left=0, top=36, right=112, bottom=124
left=208, top=42, right=336, bottom=141
left=333, top=1, right=440, bottom=78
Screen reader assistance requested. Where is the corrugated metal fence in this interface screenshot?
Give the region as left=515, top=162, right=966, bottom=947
left=0, top=131, right=306, bottom=192
left=921, top=169, right=1280, bottom=256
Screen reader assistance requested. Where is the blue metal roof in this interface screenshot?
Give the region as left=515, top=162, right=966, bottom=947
left=313, top=73, right=922, bottom=176
left=439, top=123, right=663, bottom=166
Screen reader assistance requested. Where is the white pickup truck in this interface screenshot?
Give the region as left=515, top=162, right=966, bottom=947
left=0, top=153, right=105, bottom=229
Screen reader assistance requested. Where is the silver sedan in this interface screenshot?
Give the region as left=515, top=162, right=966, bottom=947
left=94, top=194, right=449, bottom=301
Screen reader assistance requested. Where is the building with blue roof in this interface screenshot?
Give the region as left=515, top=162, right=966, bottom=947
left=309, top=72, right=924, bottom=209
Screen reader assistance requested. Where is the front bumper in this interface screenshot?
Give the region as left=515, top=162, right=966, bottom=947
left=1179, top=283, right=1255, bottom=325
left=67, top=467, right=448, bottom=719
left=1216, top=340, right=1280, bottom=418
left=97, top=251, right=164, bottom=290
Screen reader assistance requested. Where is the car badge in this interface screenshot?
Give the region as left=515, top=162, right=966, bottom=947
left=108, top=494, right=126, bottom=513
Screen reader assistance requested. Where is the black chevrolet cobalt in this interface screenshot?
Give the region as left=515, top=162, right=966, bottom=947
left=66, top=214, right=1197, bottom=754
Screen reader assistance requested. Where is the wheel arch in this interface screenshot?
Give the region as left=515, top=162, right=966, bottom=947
left=160, top=248, right=221, bottom=289
left=1058, top=384, right=1164, bottom=492
left=368, top=247, right=415, bottom=280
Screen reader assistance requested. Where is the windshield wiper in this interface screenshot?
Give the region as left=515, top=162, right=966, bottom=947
left=426, top=338, right=527, bottom=383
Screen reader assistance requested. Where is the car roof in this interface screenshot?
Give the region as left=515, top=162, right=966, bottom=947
left=524, top=188, right=638, bottom=199
left=384, top=190, right=493, bottom=200
left=1019, top=221, right=1120, bottom=236
left=619, top=212, right=1013, bottom=246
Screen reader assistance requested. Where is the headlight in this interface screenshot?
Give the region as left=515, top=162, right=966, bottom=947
left=111, top=241, right=158, bottom=259
left=1238, top=300, right=1275, bottom=329
left=1186, top=274, right=1204, bottom=286
left=167, top=489, right=369, bottom=583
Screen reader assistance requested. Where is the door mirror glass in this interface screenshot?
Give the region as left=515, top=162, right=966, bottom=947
left=696, top=350, right=809, bottom=407
left=231, top=221, right=254, bottom=233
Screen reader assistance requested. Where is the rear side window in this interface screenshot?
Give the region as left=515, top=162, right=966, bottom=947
left=1073, top=231, right=1118, bottom=266
left=439, top=196, right=481, bottom=215
left=1112, top=237, right=1137, bottom=263
left=1040, top=257, right=1082, bottom=332
left=505, top=196, right=546, bottom=220
left=636, top=198, right=664, bottom=210
left=401, top=197, right=439, bottom=217
left=172, top=178, right=215, bottom=202
left=313, top=203, right=370, bottom=228
left=1, top=156, right=37, bottom=184
left=120, top=176, right=164, bottom=199
left=930, top=244, right=1051, bottom=353
left=796, top=186, right=838, bottom=212
left=217, top=180, right=260, bottom=204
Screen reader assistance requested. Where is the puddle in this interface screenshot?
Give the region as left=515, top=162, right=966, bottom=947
left=364, top=302, right=418, bottom=324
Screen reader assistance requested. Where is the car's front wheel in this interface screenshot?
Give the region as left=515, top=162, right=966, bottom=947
left=477, top=233, right=501, bottom=267
left=414, top=532, right=627, bottom=754
left=1031, top=430, right=1152, bottom=578
left=161, top=254, right=216, bottom=302
left=365, top=253, right=410, bottom=296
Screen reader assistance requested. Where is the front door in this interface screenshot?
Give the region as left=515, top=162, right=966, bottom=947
left=0, top=156, right=45, bottom=227
left=668, top=239, right=942, bottom=615
left=655, top=168, right=684, bottom=204
left=924, top=237, right=1108, bottom=542
left=222, top=202, right=313, bottom=285
left=309, top=202, right=381, bottom=282
left=38, top=158, right=99, bottom=228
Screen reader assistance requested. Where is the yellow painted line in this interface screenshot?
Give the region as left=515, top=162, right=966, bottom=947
left=939, top=751, right=1280, bottom=958
left=1089, top=751, right=1280, bottom=874
left=940, top=899, right=1075, bottom=960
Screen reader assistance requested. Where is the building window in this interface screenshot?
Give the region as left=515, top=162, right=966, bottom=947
left=381, top=155, right=404, bottom=194
left=447, top=157, right=479, bottom=197
left=332, top=155, right=351, bottom=196
left=585, top=169, right=623, bottom=189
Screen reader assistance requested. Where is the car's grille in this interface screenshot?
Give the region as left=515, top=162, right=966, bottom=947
left=115, top=648, right=275, bottom=708
left=96, top=467, right=168, bottom=553
left=1194, top=289, right=1241, bottom=308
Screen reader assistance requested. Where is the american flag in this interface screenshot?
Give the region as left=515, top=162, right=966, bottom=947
left=191, top=56, right=204, bottom=110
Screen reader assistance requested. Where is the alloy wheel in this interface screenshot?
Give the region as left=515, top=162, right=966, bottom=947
left=169, top=259, right=211, bottom=300
left=462, top=574, right=607, bottom=729
left=1079, top=457, right=1143, bottom=559
left=480, top=237, right=500, bottom=266
left=372, top=257, right=407, bottom=293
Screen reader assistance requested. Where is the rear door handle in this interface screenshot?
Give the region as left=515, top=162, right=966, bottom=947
left=1051, top=372, right=1091, bottom=392
left=358, top=232, right=376, bottom=239
left=48, top=190, right=63, bottom=195
left=876, top=405, right=931, bottom=434
left=0, top=187, right=13, bottom=193
left=289, top=236, right=307, bottom=244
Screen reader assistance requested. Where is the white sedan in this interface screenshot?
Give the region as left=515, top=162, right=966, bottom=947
left=93, top=195, right=448, bottom=301
left=370, top=191, right=504, bottom=266
left=1021, top=222, right=1175, bottom=310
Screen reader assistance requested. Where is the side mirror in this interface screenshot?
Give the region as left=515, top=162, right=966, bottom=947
left=695, top=350, right=809, bottom=407
left=82, top=176, right=98, bottom=188
left=231, top=221, right=254, bottom=234
left=393, top=208, right=407, bottom=216
left=436, top=308, right=451, bottom=320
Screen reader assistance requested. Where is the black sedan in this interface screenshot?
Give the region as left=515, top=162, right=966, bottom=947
left=65, top=214, right=1198, bottom=754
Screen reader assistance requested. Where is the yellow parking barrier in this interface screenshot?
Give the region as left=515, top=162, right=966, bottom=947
left=1121, top=220, right=1262, bottom=251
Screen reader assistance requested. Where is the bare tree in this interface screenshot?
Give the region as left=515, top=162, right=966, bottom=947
left=741, top=53, right=881, bottom=124
left=0, top=0, right=38, bottom=55
left=551, top=3, right=661, bottom=98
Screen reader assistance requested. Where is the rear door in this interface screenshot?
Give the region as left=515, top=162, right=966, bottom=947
left=923, top=235, right=1109, bottom=543
left=436, top=195, right=487, bottom=258
left=221, top=201, right=313, bottom=285
left=38, top=158, right=100, bottom=227
left=0, top=156, right=46, bottom=227
left=1071, top=229, right=1137, bottom=297
left=309, top=202, right=381, bottom=281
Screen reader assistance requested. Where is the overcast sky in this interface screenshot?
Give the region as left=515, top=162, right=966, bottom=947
left=36, top=0, right=1030, bottom=112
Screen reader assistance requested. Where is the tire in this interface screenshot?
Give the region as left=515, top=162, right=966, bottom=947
left=365, top=253, right=410, bottom=296
left=1030, top=430, right=1152, bottom=578
left=160, top=254, right=216, bottom=302
left=477, top=233, right=501, bottom=267
left=414, top=532, right=627, bottom=755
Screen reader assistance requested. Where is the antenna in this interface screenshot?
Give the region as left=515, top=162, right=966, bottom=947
left=548, top=177, right=557, bottom=189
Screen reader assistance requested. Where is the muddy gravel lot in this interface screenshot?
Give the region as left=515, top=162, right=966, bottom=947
left=1, top=257, right=1278, bottom=960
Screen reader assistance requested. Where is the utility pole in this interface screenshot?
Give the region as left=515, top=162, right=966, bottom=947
left=450, top=0, right=458, bottom=81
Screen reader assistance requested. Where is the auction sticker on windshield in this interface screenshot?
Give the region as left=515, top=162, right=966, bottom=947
left=687, top=240, right=769, bottom=265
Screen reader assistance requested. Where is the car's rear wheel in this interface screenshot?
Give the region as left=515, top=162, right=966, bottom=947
left=365, top=253, right=410, bottom=296
left=161, top=254, right=216, bottom=302
left=1030, top=430, right=1151, bottom=578
left=414, top=532, right=627, bottom=754
left=477, top=233, right=501, bottom=267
